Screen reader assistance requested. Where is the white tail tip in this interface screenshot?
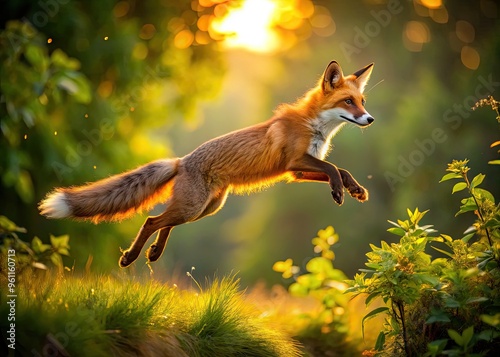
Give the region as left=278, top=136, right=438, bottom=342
left=39, top=192, right=71, bottom=219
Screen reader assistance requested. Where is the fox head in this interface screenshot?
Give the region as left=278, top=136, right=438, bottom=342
left=319, top=61, right=374, bottom=128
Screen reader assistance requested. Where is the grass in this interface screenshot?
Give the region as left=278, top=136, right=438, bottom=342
left=247, top=283, right=381, bottom=356
left=1, top=271, right=303, bottom=357
left=0, top=217, right=374, bottom=357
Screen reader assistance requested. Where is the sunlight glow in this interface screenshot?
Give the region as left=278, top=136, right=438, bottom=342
left=208, top=0, right=331, bottom=53
left=211, top=0, right=279, bottom=53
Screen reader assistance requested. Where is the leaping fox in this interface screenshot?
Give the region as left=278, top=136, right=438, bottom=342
left=39, top=60, right=375, bottom=267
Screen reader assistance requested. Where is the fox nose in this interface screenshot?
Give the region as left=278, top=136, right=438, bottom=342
left=367, top=116, right=374, bottom=124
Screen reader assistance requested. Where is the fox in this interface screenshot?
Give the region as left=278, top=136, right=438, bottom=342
left=39, top=60, right=375, bottom=268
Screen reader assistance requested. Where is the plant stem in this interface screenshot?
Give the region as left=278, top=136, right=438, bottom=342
left=463, top=173, right=493, bottom=247
left=396, top=301, right=411, bottom=357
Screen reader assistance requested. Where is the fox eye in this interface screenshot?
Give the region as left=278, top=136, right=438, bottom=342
left=345, top=98, right=353, bottom=105
left=362, top=98, right=366, bottom=106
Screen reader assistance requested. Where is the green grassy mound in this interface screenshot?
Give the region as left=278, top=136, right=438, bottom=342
left=1, top=273, right=302, bottom=357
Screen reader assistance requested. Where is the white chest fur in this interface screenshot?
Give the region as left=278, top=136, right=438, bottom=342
left=307, top=109, right=347, bottom=159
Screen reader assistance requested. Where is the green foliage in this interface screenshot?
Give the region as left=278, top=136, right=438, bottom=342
left=273, top=227, right=360, bottom=356
left=0, top=273, right=301, bottom=357
left=345, top=109, right=500, bottom=356
left=271, top=104, right=500, bottom=355
left=347, top=203, right=500, bottom=356
left=0, top=215, right=70, bottom=273
left=1, top=0, right=227, bottom=272
left=0, top=21, right=92, bottom=202
left=346, top=208, right=442, bottom=355
left=1, top=1, right=225, bottom=205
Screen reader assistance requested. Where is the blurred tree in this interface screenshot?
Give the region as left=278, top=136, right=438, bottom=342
left=0, top=0, right=227, bottom=270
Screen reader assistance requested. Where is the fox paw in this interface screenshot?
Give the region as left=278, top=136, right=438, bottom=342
left=119, top=251, right=136, bottom=268
left=331, top=189, right=344, bottom=205
left=348, top=185, right=369, bottom=202
left=146, top=244, right=163, bottom=262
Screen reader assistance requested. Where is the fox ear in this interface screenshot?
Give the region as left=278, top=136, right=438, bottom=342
left=352, top=63, right=374, bottom=93
left=322, top=61, right=344, bottom=93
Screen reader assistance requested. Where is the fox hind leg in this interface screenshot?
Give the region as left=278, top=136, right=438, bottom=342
left=119, top=200, right=199, bottom=267
left=119, top=215, right=165, bottom=267
left=146, top=227, right=172, bottom=263
left=119, top=170, right=227, bottom=267
left=194, top=188, right=229, bottom=221
left=145, top=188, right=229, bottom=263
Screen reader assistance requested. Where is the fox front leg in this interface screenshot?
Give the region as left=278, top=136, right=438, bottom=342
left=292, top=170, right=368, bottom=202
left=338, top=169, right=368, bottom=201
left=289, top=154, right=344, bottom=205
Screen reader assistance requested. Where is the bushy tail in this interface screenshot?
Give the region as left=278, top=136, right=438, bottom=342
left=39, top=159, right=179, bottom=223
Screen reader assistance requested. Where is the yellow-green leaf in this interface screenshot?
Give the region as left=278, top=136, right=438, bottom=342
left=32, top=236, right=50, bottom=254
left=452, top=182, right=467, bottom=194
left=439, top=172, right=461, bottom=182
left=448, top=329, right=463, bottom=346
left=470, top=173, right=485, bottom=188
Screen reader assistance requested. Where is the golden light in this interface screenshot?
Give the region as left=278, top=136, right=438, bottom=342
left=461, top=46, right=480, bottom=70
left=132, top=42, right=148, bottom=60
left=403, top=20, right=431, bottom=52
left=139, top=24, right=156, bottom=40
left=429, top=6, right=448, bottom=24
left=174, top=29, right=195, bottom=49
left=210, top=0, right=280, bottom=53
left=456, top=20, right=475, bottom=43
left=420, top=0, right=442, bottom=9
left=97, top=80, right=114, bottom=98
left=208, top=0, right=329, bottom=53
left=113, top=1, right=130, bottom=18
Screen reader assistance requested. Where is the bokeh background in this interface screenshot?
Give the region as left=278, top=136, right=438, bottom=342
left=1, top=0, right=499, bottom=285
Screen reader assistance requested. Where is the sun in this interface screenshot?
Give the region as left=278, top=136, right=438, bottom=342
left=211, top=0, right=280, bottom=53
left=207, top=0, right=333, bottom=54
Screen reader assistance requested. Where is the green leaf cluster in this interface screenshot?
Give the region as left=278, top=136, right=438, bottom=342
left=344, top=107, right=500, bottom=356
left=1, top=21, right=92, bottom=203
left=0, top=215, right=70, bottom=274
left=273, top=226, right=353, bottom=351
left=1, top=2, right=227, bottom=273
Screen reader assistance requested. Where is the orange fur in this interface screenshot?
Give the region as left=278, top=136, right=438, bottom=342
left=39, top=60, right=375, bottom=267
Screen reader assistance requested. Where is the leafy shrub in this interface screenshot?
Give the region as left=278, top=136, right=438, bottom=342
left=346, top=98, right=500, bottom=356
left=0, top=215, right=70, bottom=275
left=273, top=227, right=362, bottom=356
left=274, top=97, right=500, bottom=356
left=0, top=21, right=92, bottom=203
